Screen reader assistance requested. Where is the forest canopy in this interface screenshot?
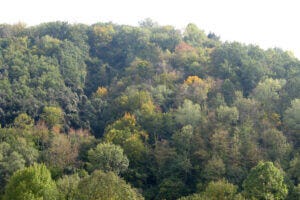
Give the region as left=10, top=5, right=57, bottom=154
left=0, top=20, right=300, bottom=199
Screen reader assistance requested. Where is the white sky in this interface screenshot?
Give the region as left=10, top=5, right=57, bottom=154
left=1, top=0, right=300, bottom=58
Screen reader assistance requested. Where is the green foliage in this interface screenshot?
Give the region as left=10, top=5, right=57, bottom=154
left=183, top=23, right=207, bottom=47
left=251, top=78, right=286, bottom=112
left=178, top=194, right=205, bottom=200
left=172, top=42, right=200, bottom=69
left=222, top=79, right=236, bottom=105
left=288, top=184, right=300, bottom=200
left=260, top=129, right=290, bottom=161
left=36, top=35, right=61, bottom=56
left=150, top=25, right=181, bottom=51
left=284, top=99, right=300, bottom=132
left=0, top=142, right=26, bottom=188
left=175, top=99, right=203, bottom=127
left=0, top=20, right=300, bottom=200
left=0, top=127, right=39, bottom=194
left=41, top=106, right=63, bottom=128
left=76, top=170, right=144, bottom=200
left=87, top=142, right=129, bottom=174
left=126, top=58, right=154, bottom=82
left=179, top=76, right=214, bottom=105
left=203, top=155, right=226, bottom=182
left=3, top=163, right=58, bottom=200
left=56, top=174, right=80, bottom=200
left=202, top=179, right=240, bottom=200
left=172, top=125, right=193, bottom=153
left=210, top=129, right=231, bottom=161
left=243, top=161, right=288, bottom=200
left=158, top=178, right=186, bottom=200
left=178, top=179, right=242, bottom=200
left=59, top=40, right=87, bottom=89
left=216, top=105, right=239, bottom=125
left=104, top=113, right=148, bottom=162
left=211, top=43, right=269, bottom=95
left=288, top=155, right=300, bottom=185
left=234, top=91, right=261, bottom=123
left=13, top=113, right=34, bottom=130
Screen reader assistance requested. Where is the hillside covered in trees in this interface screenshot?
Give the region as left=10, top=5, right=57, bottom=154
left=1, top=20, right=300, bottom=199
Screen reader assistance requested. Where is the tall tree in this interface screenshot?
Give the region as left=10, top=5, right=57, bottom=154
left=76, top=170, right=143, bottom=200
left=3, top=163, right=58, bottom=200
left=87, top=142, right=129, bottom=174
left=243, top=161, right=288, bottom=200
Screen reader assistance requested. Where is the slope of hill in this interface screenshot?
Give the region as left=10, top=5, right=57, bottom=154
left=0, top=21, right=300, bottom=199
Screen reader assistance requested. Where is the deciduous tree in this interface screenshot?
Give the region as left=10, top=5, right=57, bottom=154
left=243, top=161, right=288, bottom=200
left=3, top=163, right=58, bottom=200
left=87, top=142, right=129, bottom=174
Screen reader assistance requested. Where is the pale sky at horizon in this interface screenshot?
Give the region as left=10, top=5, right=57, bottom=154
left=1, top=0, right=300, bottom=58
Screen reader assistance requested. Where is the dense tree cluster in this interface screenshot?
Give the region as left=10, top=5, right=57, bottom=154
left=0, top=20, right=300, bottom=199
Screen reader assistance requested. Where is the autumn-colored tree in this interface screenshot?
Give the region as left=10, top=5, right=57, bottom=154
left=44, top=133, right=78, bottom=171
left=93, top=86, right=108, bottom=98
left=179, top=76, right=214, bottom=107
left=173, top=42, right=199, bottom=68
left=104, top=113, right=148, bottom=163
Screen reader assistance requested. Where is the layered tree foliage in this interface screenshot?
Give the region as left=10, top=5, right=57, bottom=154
left=76, top=170, right=143, bottom=200
left=243, top=161, right=288, bottom=200
left=3, top=163, right=58, bottom=200
left=87, top=142, right=129, bottom=174
left=0, top=20, right=300, bottom=199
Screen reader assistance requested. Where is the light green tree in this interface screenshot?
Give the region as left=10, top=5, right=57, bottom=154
left=243, top=161, right=288, bottom=200
left=183, top=23, right=207, bottom=47
left=56, top=174, right=80, bottom=200
left=178, top=194, right=205, bottom=200
left=41, top=106, right=63, bottom=129
left=87, top=142, right=129, bottom=174
left=3, top=163, right=58, bottom=200
left=216, top=105, right=239, bottom=125
left=175, top=99, right=203, bottom=127
left=76, top=170, right=144, bottom=200
left=178, top=179, right=243, bottom=200
left=104, top=113, right=147, bottom=162
left=251, top=78, right=286, bottom=112
left=202, top=179, right=240, bottom=200
left=13, top=113, right=34, bottom=130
